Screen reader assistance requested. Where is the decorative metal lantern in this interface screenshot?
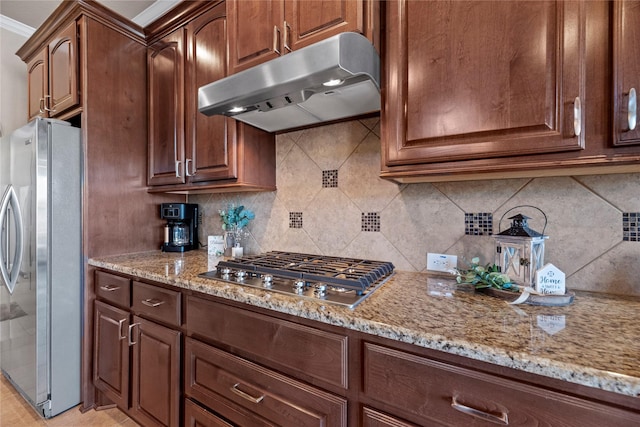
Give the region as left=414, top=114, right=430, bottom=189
left=494, top=207, right=549, bottom=286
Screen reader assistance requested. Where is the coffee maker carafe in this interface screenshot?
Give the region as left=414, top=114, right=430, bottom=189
left=161, top=203, right=199, bottom=252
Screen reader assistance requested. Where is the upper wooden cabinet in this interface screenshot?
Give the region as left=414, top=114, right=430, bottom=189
left=228, top=0, right=376, bottom=74
left=382, top=0, right=586, bottom=168
left=612, top=0, right=640, bottom=146
left=147, top=1, right=276, bottom=193
left=148, top=28, right=186, bottom=186
left=27, top=20, right=79, bottom=121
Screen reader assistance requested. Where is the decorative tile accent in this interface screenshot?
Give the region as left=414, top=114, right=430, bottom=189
left=289, top=212, right=303, bottom=229
left=322, top=170, right=339, bottom=188
left=362, top=212, right=380, bottom=232
left=623, top=212, right=639, bottom=242
left=465, top=213, right=493, bottom=235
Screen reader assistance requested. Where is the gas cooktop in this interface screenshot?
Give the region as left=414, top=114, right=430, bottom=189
left=199, top=251, right=395, bottom=308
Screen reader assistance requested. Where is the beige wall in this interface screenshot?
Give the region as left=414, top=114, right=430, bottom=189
left=1, top=27, right=28, bottom=182
left=192, top=119, right=640, bottom=296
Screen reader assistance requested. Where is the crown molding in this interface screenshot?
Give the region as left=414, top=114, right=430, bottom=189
left=0, top=14, right=34, bottom=38
left=132, top=0, right=181, bottom=27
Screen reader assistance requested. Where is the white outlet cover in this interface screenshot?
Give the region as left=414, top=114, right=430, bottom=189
left=427, top=253, right=458, bottom=273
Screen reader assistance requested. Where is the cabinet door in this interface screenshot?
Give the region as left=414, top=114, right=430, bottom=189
left=148, top=28, right=186, bottom=186
left=26, top=48, right=48, bottom=121
left=383, top=0, right=586, bottom=167
left=131, top=316, right=181, bottom=427
left=613, top=0, right=640, bottom=145
left=228, top=0, right=284, bottom=74
left=284, top=0, right=363, bottom=52
left=185, top=398, right=235, bottom=427
left=93, top=300, right=130, bottom=410
left=48, top=20, right=79, bottom=117
left=186, top=3, right=239, bottom=182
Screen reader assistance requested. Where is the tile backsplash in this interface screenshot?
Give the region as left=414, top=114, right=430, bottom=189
left=191, top=118, right=640, bottom=296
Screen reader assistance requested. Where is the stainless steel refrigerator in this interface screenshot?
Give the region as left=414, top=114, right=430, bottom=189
left=0, top=118, right=82, bottom=418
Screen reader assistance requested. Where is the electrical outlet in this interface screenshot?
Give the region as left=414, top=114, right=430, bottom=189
left=427, top=253, right=458, bottom=273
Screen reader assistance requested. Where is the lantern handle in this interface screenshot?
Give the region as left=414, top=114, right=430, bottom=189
left=498, top=205, right=548, bottom=235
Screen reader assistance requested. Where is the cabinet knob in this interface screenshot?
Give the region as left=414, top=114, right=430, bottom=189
left=628, top=87, right=637, bottom=131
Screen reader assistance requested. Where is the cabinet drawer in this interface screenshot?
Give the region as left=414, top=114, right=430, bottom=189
left=185, top=338, right=347, bottom=427
left=363, top=343, right=640, bottom=427
left=95, top=271, right=130, bottom=308
left=132, top=281, right=181, bottom=327
left=362, top=407, right=418, bottom=427
left=186, top=296, right=348, bottom=389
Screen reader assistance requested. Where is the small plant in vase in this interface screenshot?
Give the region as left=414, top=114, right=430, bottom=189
left=219, top=203, right=255, bottom=256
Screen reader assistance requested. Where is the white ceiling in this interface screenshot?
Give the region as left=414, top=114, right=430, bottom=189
left=0, top=0, right=180, bottom=32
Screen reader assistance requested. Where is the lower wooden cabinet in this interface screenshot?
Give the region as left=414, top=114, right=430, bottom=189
left=362, top=342, right=640, bottom=427
left=93, top=300, right=130, bottom=410
left=184, top=337, right=348, bottom=427
left=131, top=316, right=181, bottom=427
left=93, top=273, right=182, bottom=427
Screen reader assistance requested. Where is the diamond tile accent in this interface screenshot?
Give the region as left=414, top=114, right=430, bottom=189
left=322, top=170, right=338, bottom=188
left=623, top=212, right=639, bottom=242
left=289, top=212, right=303, bottom=229
left=465, top=213, right=493, bottom=235
left=361, top=212, right=380, bottom=232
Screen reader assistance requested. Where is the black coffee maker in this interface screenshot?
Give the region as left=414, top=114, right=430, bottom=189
left=161, top=203, right=199, bottom=252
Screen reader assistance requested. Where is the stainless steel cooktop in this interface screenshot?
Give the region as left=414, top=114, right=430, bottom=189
left=199, top=251, right=395, bottom=309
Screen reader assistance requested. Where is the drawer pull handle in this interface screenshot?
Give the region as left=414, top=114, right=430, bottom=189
left=141, top=298, right=165, bottom=307
left=451, top=396, right=508, bottom=425
left=128, top=322, right=140, bottom=346
left=100, top=284, right=120, bottom=292
left=628, top=87, right=637, bottom=131
left=573, top=96, right=582, bottom=136
left=230, top=383, right=265, bottom=404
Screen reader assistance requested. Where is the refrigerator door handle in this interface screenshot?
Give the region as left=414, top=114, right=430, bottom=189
left=0, top=185, right=24, bottom=294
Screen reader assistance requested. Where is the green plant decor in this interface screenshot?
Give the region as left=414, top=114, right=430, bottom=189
left=456, top=257, right=520, bottom=292
left=219, top=204, right=255, bottom=231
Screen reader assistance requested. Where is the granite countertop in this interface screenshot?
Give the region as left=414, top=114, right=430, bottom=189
left=88, top=250, right=640, bottom=399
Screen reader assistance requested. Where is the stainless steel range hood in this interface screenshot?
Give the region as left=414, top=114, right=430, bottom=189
left=198, top=32, right=380, bottom=132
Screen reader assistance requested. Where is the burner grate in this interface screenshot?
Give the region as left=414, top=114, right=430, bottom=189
left=215, top=251, right=394, bottom=293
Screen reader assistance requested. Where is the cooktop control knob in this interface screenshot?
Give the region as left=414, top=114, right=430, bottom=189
left=315, top=284, right=327, bottom=298
left=262, top=274, right=273, bottom=288
left=235, top=270, right=247, bottom=280
left=293, top=280, right=305, bottom=294
left=219, top=267, right=232, bottom=275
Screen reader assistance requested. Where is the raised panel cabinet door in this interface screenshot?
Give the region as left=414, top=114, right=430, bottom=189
left=48, top=20, right=79, bottom=117
left=284, top=0, right=363, bottom=51
left=148, top=28, right=186, bottom=186
left=228, top=0, right=284, bottom=74
left=383, top=0, right=586, bottom=167
left=130, top=316, right=181, bottom=427
left=93, top=300, right=130, bottom=410
left=186, top=2, right=238, bottom=182
left=613, top=0, right=640, bottom=145
left=26, top=48, right=48, bottom=121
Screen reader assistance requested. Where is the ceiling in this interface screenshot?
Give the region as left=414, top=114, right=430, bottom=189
left=0, top=0, right=177, bottom=30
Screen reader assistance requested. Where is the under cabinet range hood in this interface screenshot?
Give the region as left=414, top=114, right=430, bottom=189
left=198, top=32, right=380, bottom=132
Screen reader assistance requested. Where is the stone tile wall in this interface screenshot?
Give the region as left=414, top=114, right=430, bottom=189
left=191, top=118, right=640, bottom=296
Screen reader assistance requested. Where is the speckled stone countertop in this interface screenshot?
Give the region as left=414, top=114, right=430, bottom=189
left=89, top=250, right=640, bottom=399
